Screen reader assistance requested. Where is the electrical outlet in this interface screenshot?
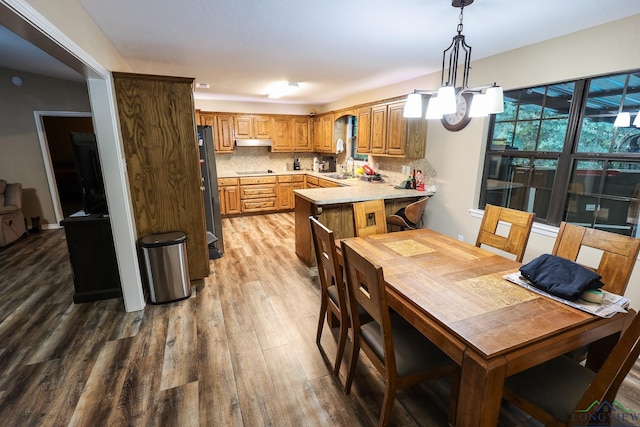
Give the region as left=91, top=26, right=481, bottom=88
left=457, top=234, right=464, bottom=242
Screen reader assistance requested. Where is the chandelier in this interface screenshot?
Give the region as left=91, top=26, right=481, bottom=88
left=404, top=0, right=504, bottom=121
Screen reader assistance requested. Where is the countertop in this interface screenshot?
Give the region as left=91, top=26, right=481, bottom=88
left=216, top=170, right=433, bottom=205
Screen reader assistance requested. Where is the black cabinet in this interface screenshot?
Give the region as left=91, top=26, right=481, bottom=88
left=61, top=214, right=122, bottom=303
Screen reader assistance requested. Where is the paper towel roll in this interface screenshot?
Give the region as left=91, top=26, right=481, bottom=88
left=336, top=138, right=344, bottom=154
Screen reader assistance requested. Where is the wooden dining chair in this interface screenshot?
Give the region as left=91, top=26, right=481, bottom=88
left=353, top=199, right=387, bottom=237
left=552, top=222, right=640, bottom=296
left=310, top=216, right=351, bottom=375
left=341, top=239, right=459, bottom=427
left=475, top=204, right=535, bottom=262
left=502, top=310, right=640, bottom=427
left=386, top=196, right=430, bottom=231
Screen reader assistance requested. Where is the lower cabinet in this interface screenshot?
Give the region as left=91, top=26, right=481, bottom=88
left=218, top=177, right=241, bottom=215
left=219, top=174, right=333, bottom=215
left=277, top=175, right=305, bottom=209
left=239, top=176, right=278, bottom=213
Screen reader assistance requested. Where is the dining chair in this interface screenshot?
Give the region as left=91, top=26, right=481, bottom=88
left=502, top=310, right=640, bottom=427
left=310, top=216, right=351, bottom=375
left=386, top=196, right=429, bottom=231
left=552, top=222, right=640, bottom=296
left=353, top=199, right=387, bottom=237
left=341, top=239, right=459, bottom=427
left=475, top=204, right=535, bottom=262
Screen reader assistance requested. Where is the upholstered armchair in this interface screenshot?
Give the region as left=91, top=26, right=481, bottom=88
left=0, top=180, right=26, bottom=247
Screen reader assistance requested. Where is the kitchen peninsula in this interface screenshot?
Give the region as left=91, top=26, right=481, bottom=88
left=294, top=178, right=431, bottom=266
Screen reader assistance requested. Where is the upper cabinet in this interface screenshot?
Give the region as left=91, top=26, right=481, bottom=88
left=365, top=100, right=427, bottom=159
left=234, top=115, right=272, bottom=139
left=313, top=113, right=335, bottom=153
left=215, top=114, right=235, bottom=152
left=292, top=117, right=312, bottom=152
left=271, top=116, right=292, bottom=152
left=356, top=107, right=372, bottom=154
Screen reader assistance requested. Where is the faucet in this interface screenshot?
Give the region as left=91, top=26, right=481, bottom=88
left=346, top=156, right=355, bottom=177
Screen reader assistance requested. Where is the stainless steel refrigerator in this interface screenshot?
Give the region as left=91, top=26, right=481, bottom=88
left=197, top=125, right=223, bottom=258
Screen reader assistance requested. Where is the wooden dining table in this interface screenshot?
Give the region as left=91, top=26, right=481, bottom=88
left=341, top=228, right=630, bottom=427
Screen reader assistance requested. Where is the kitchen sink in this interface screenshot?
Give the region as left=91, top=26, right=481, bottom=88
left=324, top=173, right=349, bottom=180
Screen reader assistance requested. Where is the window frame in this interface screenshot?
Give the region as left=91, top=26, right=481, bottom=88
left=480, top=70, right=640, bottom=232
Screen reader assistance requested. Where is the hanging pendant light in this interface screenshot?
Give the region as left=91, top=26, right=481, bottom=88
left=403, top=0, right=504, bottom=121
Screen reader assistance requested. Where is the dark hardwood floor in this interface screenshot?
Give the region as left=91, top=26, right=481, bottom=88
left=0, top=213, right=638, bottom=426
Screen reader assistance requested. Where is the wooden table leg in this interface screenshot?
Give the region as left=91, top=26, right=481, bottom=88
left=455, top=349, right=507, bottom=427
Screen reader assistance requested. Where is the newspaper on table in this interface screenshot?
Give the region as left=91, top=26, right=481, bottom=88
left=503, top=272, right=629, bottom=318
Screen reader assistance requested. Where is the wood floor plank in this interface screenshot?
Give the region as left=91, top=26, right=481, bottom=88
left=227, top=330, right=286, bottom=427
left=159, top=297, right=198, bottom=391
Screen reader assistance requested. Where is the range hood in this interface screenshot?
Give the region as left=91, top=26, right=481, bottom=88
left=234, top=139, right=272, bottom=147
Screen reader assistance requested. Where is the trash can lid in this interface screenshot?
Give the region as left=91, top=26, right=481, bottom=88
left=140, top=231, right=187, bottom=247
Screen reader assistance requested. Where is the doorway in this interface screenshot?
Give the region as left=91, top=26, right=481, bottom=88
left=36, top=112, right=94, bottom=223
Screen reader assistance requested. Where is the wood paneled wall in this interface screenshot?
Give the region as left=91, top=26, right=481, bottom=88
left=113, top=72, right=209, bottom=280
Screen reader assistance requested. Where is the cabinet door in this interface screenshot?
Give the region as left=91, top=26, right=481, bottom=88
left=254, top=116, right=272, bottom=139
left=271, top=117, right=293, bottom=152
left=313, top=117, right=323, bottom=151
left=357, top=107, right=371, bottom=154
left=218, top=187, right=226, bottom=215
left=293, top=117, right=312, bottom=151
left=370, top=104, right=387, bottom=154
left=200, top=112, right=215, bottom=127
left=321, top=114, right=334, bottom=152
left=216, top=115, right=235, bottom=152
left=224, top=186, right=241, bottom=214
left=386, top=101, right=407, bottom=156
left=277, top=182, right=293, bottom=209
left=234, top=115, right=253, bottom=139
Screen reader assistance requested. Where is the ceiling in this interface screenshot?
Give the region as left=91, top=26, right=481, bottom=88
left=3, top=0, right=640, bottom=105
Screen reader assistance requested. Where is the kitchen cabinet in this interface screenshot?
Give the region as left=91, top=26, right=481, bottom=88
left=357, top=107, right=372, bottom=154
left=215, top=114, right=235, bottom=152
left=306, top=175, right=320, bottom=188
left=313, top=114, right=334, bottom=153
left=369, top=100, right=427, bottom=159
left=277, top=175, right=305, bottom=209
left=234, top=115, right=272, bottom=139
left=271, top=116, right=293, bottom=152
left=239, top=176, right=277, bottom=213
left=112, top=72, right=209, bottom=280
left=218, top=177, right=241, bottom=215
left=199, top=111, right=215, bottom=127
left=319, top=177, right=339, bottom=188
left=292, top=117, right=312, bottom=151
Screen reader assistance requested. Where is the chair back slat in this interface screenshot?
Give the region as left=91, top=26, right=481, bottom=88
left=310, top=217, right=344, bottom=305
left=353, top=199, right=387, bottom=237
left=552, top=222, right=640, bottom=295
left=475, top=204, right=535, bottom=262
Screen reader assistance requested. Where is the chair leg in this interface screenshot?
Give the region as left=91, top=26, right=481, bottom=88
left=379, top=381, right=397, bottom=427
left=344, top=335, right=360, bottom=394
left=333, top=318, right=348, bottom=375
left=316, top=293, right=328, bottom=346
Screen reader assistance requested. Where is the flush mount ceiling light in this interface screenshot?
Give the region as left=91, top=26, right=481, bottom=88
left=195, top=82, right=210, bottom=89
left=266, top=81, right=301, bottom=99
left=403, top=0, right=504, bottom=127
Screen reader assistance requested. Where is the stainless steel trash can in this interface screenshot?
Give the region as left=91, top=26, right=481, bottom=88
left=140, top=231, right=191, bottom=304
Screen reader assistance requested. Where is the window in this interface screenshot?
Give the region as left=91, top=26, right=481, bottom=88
left=480, top=71, right=640, bottom=237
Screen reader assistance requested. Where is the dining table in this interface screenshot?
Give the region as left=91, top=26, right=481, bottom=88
left=341, top=228, right=631, bottom=427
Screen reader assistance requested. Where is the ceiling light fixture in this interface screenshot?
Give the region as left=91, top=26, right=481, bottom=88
left=403, top=0, right=504, bottom=122
left=267, top=81, right=300, bottom=99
